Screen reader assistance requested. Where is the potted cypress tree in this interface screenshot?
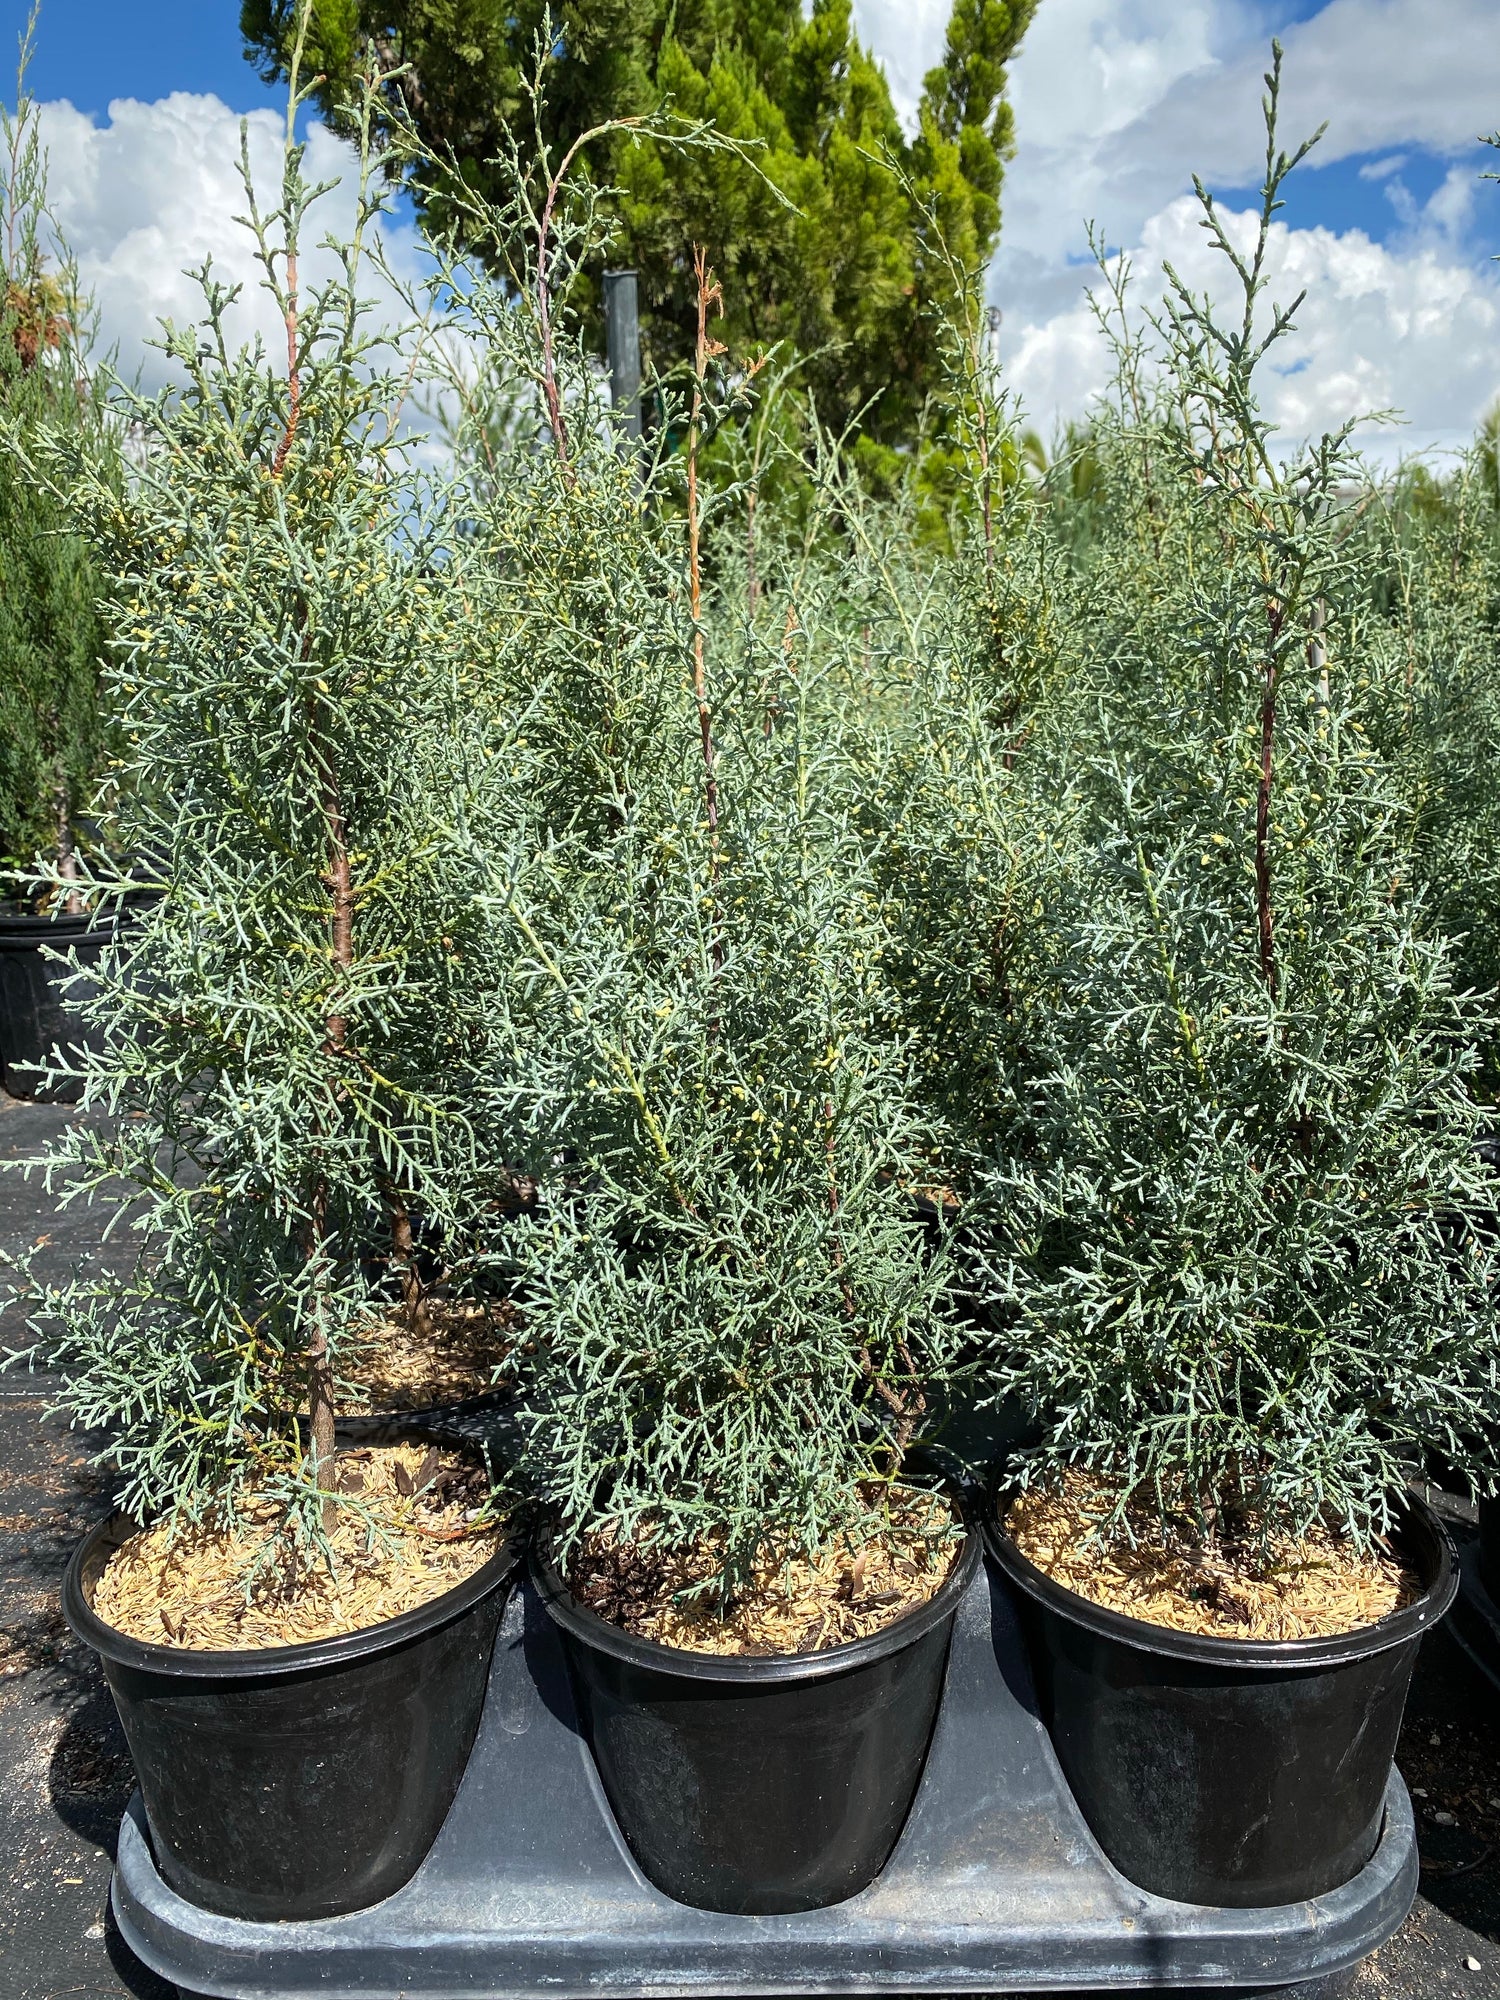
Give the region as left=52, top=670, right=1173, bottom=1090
left=967, top=53, right=1496, bottom=1908
left=12, top=32, right=523, bottom=1922
left=473, top=255, right=979, bottom=1917
left=0, top=37, right=122, bottom=1100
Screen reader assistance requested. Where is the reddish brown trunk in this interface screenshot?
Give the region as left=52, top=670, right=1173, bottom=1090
left=270, top=245, right=339, bottom=1517
left=536, top=252, right=569, bottom=471
left=688, top=249, right=723, bottom=977
left=1255, top=605, right=1283, bottom=1002
left=385, top=1185, right=431, bottom=1335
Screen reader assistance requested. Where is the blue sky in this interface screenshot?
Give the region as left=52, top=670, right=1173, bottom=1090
left=16, top=0, right=1488, bottom=255
left=1220, top=142, right=1499, bottom=256
left=12, top=1, right=282, bottom=116
left=8, top=0, right=1500, bottom=457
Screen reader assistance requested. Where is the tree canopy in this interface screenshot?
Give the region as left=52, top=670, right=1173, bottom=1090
left=240, top=0, right=1038, bottom=455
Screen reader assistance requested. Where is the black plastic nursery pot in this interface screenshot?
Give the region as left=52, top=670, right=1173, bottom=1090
left=0, top=906, right=114, bottom=1101
left=532, top=1507, right=981, bottom=1916
left=1479, top=1496, right=1500, bottom=1602
left=63, top=1460, right=520, bottom=1922
left=1449, top=1497, right=1500, bottom=1693
left=986, top=1490, right=1456, bottom=1908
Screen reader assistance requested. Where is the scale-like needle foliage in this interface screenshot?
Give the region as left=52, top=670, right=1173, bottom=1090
left=6, top=51, right=526, bottom=1539
left=434, top=207, right=970, bottom=1588
left=494, top=722, right=966, bottom=1585
left=948, top=51, right=1500, bottom=1541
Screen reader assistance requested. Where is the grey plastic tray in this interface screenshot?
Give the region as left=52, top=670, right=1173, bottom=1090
left=111, top=1558, right=1417, bottom=2000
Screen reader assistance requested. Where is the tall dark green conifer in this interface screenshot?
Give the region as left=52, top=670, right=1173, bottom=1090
left=240, top=0, right=1037, bottom=450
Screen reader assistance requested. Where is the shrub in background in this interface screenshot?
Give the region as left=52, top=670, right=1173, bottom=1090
left=0, top=33, right=119, bottom=891
left=1355, top=440, right=1500, bottom=1092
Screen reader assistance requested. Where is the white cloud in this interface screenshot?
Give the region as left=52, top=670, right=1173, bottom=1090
left=1186, top=0, right=1500, bottom=173
left=993, top=0, right=1500, bottom=279
left=1421, top=163, right=1478, bottom=242
left=34, top=92, right=431, bottom=398
left=1006, top=0, right=1222, bottom=167
left=854, top=0, right=1225, bottom=144
left=960, top=0, right=1500, bottom=462
left=1379, top=161, right=1479, bottom=245
left=1005, top=194, right=1500, bottom=462
left=853, top=0, right=949, bottom=130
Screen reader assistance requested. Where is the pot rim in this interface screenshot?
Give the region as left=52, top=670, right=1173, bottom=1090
left=0, top=911, right=116, bottom=948
left=335, top=1389, right=513, bottom=1431
left=531, top=1489, right=980, bottom=1685
left=984, top=1483, right=1457, bottom=1670
left=63, top=1423, right=520, bottom=1680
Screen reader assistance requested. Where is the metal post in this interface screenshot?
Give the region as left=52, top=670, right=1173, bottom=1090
left=602, top=269, right=642, bottom=442
left=985, top=305, right=1003, bottom=370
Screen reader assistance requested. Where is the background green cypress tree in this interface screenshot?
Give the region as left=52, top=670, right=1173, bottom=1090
left=239, top=0, right=1037, bottom=457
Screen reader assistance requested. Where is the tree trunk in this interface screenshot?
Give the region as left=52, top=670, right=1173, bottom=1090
left=307, top=1183, right=338, bottom=1531
left=52, top=755, right=84, bottom=916
left=276, top=235, right=341, bottom=1532
left=385, top=1184, right=431, bottom=1336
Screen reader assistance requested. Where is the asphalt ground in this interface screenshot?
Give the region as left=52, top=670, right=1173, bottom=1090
left=0, top=1090, right=174, bottom=1999
left=1, top=1089, right=1499, bottom=2000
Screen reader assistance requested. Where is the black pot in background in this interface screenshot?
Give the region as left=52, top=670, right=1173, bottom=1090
left=63, top=1435, right=519, bottom=1922
left=986, top=1492, right=1455, bottom=1907
left=532, top=1507, right=981, bottom=1915
left=1479, top=1497, right=1500, bottom=1603
left=0, top=907, right=114, bottom=1102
